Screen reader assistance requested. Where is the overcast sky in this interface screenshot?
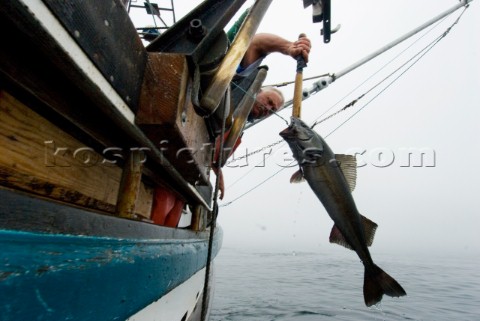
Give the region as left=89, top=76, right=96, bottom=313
left=168, top=0, right=479, bottom=256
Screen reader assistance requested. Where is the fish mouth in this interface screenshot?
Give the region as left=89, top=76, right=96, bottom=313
left=279, top=117, right=298, bottom=139
left=279, top=125, right=294, bottom=139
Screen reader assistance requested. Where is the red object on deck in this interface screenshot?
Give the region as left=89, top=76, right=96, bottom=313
left=151, top=187, right=184, bottom=227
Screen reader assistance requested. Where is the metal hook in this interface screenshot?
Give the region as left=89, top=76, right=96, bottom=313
left=322, top=24, right=341, bottom=36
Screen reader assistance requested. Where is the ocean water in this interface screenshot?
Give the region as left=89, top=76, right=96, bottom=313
left=209, top=247, right=479, bottom=321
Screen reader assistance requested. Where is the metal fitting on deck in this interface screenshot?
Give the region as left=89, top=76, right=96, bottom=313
left=188, top=19, right=206, bottom=40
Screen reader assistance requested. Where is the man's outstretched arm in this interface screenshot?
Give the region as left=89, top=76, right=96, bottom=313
left=241, top=33, right=311, bottom=68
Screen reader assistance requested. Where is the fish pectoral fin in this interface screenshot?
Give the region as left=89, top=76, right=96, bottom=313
left=361, top=214, right=378, bottom=247
left=329, top=224, right=354, bottom=250
left=290, top=169, right=306, bottom=183
left=335, top=154, right=357, bottom=192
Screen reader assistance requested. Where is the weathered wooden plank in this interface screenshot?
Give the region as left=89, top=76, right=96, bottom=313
left=0, top=90, right=153, bottom=217
left=136, top=53, right=212, bottom=186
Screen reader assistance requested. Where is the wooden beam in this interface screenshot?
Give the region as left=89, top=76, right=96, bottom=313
left=116, top=150, right=145, bottom=219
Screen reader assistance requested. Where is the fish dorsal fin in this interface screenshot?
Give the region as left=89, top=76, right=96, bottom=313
left=335, top=154, right=357, bottom=192
left=290, top=169, right=305, bottom=183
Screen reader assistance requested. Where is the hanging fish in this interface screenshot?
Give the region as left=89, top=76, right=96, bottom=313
left=279, top=117, right=406, bottom=306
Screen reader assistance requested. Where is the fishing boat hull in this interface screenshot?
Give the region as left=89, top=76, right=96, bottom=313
left=0, top=188, right=222, bottom=321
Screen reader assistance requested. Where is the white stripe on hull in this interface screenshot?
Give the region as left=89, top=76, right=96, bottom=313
left=127, top=268, right=206, bottom=321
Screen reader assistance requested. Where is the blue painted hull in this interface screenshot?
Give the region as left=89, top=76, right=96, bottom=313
left=0, top=190, right=222, bottom=321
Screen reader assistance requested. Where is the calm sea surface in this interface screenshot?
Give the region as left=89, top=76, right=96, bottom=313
left=209, top=247, right=479, bottom=321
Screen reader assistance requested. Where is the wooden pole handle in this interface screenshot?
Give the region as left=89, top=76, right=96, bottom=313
left=292, top=33, right=307, bottom=119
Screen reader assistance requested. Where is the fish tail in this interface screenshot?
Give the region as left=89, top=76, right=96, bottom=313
left=363, top=264, right=406, bottom=307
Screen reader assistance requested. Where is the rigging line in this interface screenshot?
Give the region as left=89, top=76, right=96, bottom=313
left=223, top=138, right=285, bottom=190
left=220, top=162, right=294, bottom=207
left=311, top=32, right=442, bottom=129
left=269, top=8, right=455, bottom=126
left=225, top=137, right=283, bottom=166
left=249, top=24, right=434, bottom=134
left=325, top=32, right=452, bottom=138
left=325, top=6, right=468, bottom=137
left=310, top=94, right=365, bottom=129
left=310, top=13, right=452, bottom=129
left=221, top=8, right=467, bottom=207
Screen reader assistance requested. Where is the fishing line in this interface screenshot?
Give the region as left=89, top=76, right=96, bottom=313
left=220, top=162, right=294, bottom=207
left=222, top=138, right=285, bottom=191
left=313, top=36, right=440, bottom=131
